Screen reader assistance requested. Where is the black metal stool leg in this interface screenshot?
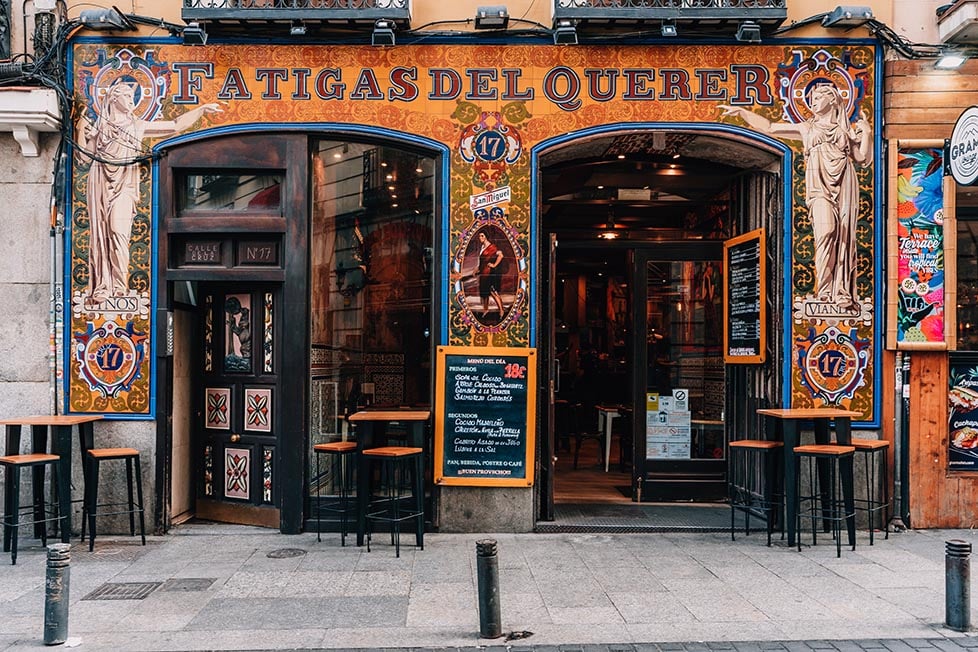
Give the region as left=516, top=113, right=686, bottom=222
left=88, top=459, right=99, bottom=552
left=134, top=455, right=146, bottom=545
left=125, top=457, right=136, bottom=536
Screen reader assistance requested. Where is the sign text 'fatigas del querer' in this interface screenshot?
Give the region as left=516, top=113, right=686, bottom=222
left=171, top=63, right=776, bottom=111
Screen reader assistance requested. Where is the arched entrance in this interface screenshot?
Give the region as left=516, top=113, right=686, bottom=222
left=535, top=127, right=786, bottom=527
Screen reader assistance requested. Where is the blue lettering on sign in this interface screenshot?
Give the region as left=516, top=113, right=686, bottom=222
left=474, top=130, right=506, bottom=162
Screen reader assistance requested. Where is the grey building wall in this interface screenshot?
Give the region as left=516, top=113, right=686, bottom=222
left=0, top=130, right=157, bottom=537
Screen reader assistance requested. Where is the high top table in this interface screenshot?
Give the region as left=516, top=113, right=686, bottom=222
left=348, top=409, right=430, bottom=547
left=756, top=407, right=861, bottom=548
left=0, top=415, right=103, bottom=543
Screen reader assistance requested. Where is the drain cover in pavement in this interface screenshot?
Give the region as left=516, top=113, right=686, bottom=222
left=266, top=548, right=306, bottom=558
left=159, top=578, right=216, bottom=592
left=83, top=582, right=162, bottom=601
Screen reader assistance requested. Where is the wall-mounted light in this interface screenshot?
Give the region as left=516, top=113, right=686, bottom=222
left=79, top=7, right=135, bottom=31
left=183, top=22, right=208, bottom=46
left=735, top=21, right=761, bottom=43
left=661, top=22, right=677, bottom=37
left=290, top=20, right=306, bottom=36
left=821, top=5, right=874, bottom=27
left=553, top=19, right=577, bottom=45
left=475, top=6, right=509, bottom=30
left=935, top=52, right=968, bottom=70
left=372, top=19, right=395, bottom=46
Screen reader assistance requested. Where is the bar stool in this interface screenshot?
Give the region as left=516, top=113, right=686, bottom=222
left=313, top=441, right=357, bottom=545
left=850, top=438, right=890, bottom=544
left=362, top=446, right=424, bottom=557
left=794, top=444, right=856, bottom=557
left=81, top=447, right=145, bottom=552
left=728, top=439, right=783, bottom=545
left=0, top=452, right=64, bottom=564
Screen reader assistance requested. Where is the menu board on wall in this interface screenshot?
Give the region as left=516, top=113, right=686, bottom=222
left=948, top=353, right=978, bottom=472
left=723, top=229, right=767, bottom=364
left=434, top=346, right=536, bottom=487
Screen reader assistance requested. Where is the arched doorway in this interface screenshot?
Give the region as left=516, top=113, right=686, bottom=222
left=536, top=128, right=784, bottom=527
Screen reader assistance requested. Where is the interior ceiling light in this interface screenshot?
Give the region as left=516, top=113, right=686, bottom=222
left=661, top=22, right=677, bottom=37
left=290, top=20, right=306, bottom=36
left=821, top=5, right=874, bottom=28
left=475, top=6, right=510, bottom=30
left=935, top=52, right=968, bottom=69
left=372, top=19, right=395, bottom=46
left=735, top=21, right=761, bottom=43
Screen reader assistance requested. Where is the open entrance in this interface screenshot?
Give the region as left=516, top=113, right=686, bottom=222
left=538, top=130, right=782, bottom=527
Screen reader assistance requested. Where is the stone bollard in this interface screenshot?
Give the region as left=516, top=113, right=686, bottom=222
left=476, top=539, right=502, bottom=639
left=43, top=543, right=70, bottom=645
left=946, top=539, right=972, bottom=632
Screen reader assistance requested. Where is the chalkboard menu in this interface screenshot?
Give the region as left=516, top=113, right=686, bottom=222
left=723, top=229, right=766, bottom=364
left=434, top=346, right=537, bottom=487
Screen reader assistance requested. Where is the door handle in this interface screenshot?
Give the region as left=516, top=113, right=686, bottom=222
left=230, top=433, right=241, bottom=443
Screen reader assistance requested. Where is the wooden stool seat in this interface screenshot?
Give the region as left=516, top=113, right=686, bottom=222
left=88, top=447, right=140, bottom=459
left=0, top=453, right=59, bottom=465
left=794, top=444, right=854, bottom=456
left=729, top=440, right=783, bottom=451
left=363, top=446, right=423, bottom=457
left=314, top=441, right=357, bottom=453
left=850, top=438, right=889, bottom=450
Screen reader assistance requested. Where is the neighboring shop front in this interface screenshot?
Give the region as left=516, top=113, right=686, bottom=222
left=884, top=58, right=978, bottom=529
left=65, top=36, right=885, bottom=533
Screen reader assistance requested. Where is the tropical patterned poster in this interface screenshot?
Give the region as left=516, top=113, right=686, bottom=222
left=895, top=146, right=945, bottom=347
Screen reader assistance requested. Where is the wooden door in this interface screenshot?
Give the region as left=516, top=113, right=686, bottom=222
left=195, top=284, right=281, bottom=526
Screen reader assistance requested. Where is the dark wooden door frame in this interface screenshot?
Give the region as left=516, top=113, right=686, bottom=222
left=155, top=133, right=308, bottom=534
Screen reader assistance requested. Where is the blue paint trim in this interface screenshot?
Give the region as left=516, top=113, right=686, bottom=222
left=530, top=121, right=790, bottom=351
left=865, top=44, right=885, bottom=430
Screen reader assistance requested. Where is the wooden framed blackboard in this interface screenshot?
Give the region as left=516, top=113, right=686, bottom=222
left=434, top=346, right=536, bottom=487
left=723, top=228, right=766, bottom=364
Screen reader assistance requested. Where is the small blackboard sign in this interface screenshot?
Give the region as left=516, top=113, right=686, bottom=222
left=948, top=352, right=978, bottom=472
left=434, top=346, right=536, bottom=487
left=723, top=229, right=766, bottom=364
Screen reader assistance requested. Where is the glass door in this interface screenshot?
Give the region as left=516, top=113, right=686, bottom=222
left=636, top=247, right=726, bottom=501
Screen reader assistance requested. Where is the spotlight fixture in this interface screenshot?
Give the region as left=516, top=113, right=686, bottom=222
left=553, top=19, right=578, bottom=45
left=935, top=52, right=968, bottom=70
left=475, top=6, right=510, bottom=30
left=372, top=19, right=395, bottom=46
left=735, top=20, right=761, bottom=43
left=821, top=5, right=874, bottom=28
left=661, top=22, right=677, bottom=37
left=78, top=7, right=135, bottom=31
left=290, top=20, right=306, bottom=36
left=182, top=22, right=207, bottom=46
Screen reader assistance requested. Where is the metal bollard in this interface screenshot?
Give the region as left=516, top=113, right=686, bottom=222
left=946, top=539, right=972, bottom=632
left=43, top=543, right=70, bottom=645
left=476, top=539, right=502, bottom=639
